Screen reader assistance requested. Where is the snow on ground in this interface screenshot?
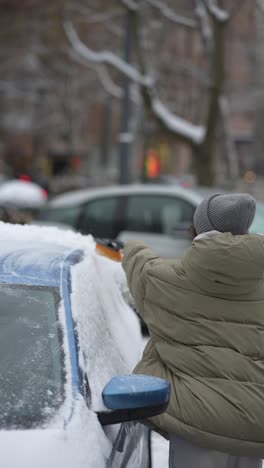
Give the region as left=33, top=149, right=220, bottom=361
left=0, top=221, right=94, bottom=250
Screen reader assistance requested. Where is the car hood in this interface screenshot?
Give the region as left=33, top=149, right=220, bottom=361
left=0, top=420, right=111, bottom=468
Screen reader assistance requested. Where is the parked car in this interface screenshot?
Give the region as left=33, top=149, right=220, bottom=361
left=0, top=180, right=48, bottom=225
left=36, top=184, right=202, bottom=257
left=37, top=184, right=264, bottom=257
left=0, top=223, right=170, bottom=468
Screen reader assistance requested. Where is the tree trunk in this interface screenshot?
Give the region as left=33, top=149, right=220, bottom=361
left=194, top=143, right=215, bottom=186
left=194, top=11, right=227, bottom=186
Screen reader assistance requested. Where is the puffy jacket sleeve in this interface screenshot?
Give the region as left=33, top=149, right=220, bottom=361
left=122, top=240, right=160, bottom=317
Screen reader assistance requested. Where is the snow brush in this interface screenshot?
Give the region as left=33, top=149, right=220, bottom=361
left=95, top=238, right=124, bottom=262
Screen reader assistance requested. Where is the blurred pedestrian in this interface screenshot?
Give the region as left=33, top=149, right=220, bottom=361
left=122, top=193, right=263, bottom=468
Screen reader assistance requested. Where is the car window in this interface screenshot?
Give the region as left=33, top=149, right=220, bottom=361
left=79, top=197, right=118, bottom=237
left=38, top=205, right=81, bottom=227
left=125, top=195, right=195, bottom=236
left=0, top=284, right=64, bottom=429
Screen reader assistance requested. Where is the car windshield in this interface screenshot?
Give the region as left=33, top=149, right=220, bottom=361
left=250, top=202, right=264, bottom=234
left=0, top=284, right=65, bottom=429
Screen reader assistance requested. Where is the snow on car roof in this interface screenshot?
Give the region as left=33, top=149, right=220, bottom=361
left=0, top=241, right=82, bottom=286
left=0, top=221, right=95, bottom=249
left=0, top=222, right=95, bottom=285
left=48, top=183, right=204, bottom=208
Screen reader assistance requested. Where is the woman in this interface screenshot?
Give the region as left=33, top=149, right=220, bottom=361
left=122, top=193, right=263, bottom=468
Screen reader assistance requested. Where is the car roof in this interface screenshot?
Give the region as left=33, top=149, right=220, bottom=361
left=47, top=184, right=204, bottom=208
left=0, top=240, right=82, bottom=287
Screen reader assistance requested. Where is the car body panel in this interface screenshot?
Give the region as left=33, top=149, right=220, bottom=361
left=0, top=421, right=110, bottom=468
left=0, top=422, right=150, bottom=468
left=47, top=183, right=204, bottom=208
left=108, top=422, right=150, bottom=468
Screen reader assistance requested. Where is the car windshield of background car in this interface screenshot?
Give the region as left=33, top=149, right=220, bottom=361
left=0, top=284, right=65, bottom=429
left=38, top=205, right=81, bottom=228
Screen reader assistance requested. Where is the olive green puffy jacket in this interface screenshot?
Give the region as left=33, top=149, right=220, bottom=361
left=122, top=234, right=264, bottom=457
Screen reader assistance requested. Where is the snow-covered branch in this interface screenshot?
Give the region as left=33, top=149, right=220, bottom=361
left=67, top=48, right=123, bottom=99
left=145, top=0, right=197, bottom=28
left=68, top=7, right=123, bottom=25
left=151, top=98, right=205, bottom=145
left=65, top=6, right=123, bottom=36
left=64, top=10, right=209, bottom=147
left=64, top=21, right=153, bottom=87
left=195, top=0, right=213, bottom=50
left=96, top=66, right=123, bottom=99
left=121, top=0, right=139, bottom=11
left=202, top=0, right=229, bottom=22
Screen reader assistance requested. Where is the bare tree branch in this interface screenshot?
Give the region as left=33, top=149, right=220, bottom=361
left=145, top=0, right=197, bottom=28
left=202, top=0, right=229, bottom=22
left=228, top=0, right=247, bottom=19
left=64, top=5, right=124, bottom=35
left=66, top=6, right=123, bottom=25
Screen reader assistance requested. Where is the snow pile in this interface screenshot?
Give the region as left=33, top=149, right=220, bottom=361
left=0, top=221, right=94, bottom=251
left=0, top=180, right=47, bottom=208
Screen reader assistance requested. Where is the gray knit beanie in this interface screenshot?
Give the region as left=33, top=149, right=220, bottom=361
left=193, top=193, right=256, bottom=235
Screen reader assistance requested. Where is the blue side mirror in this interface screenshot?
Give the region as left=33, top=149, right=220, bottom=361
left=97, top=374, right=170, bottom=426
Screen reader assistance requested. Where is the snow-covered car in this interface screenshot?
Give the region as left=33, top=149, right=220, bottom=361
left=0, top=179, right=47, bottom=209
left=0, top=223, right=170, bottom=468
left=37, top=184, right=264, bottom=257
left=0, top=180, right=48, bottom=225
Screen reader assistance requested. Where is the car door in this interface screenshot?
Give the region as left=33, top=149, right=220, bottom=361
left=78, top=196, right=124, bottom=238
left=106, top=422, right=150, bottom=468
left=117, top=193, right=196, bottom=257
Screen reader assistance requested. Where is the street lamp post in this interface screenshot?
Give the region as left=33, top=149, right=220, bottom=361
left=119, top=8, right=133, bottom=185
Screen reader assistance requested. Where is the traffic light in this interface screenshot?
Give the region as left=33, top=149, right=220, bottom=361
left=145, top=149, right=160, bottom=179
